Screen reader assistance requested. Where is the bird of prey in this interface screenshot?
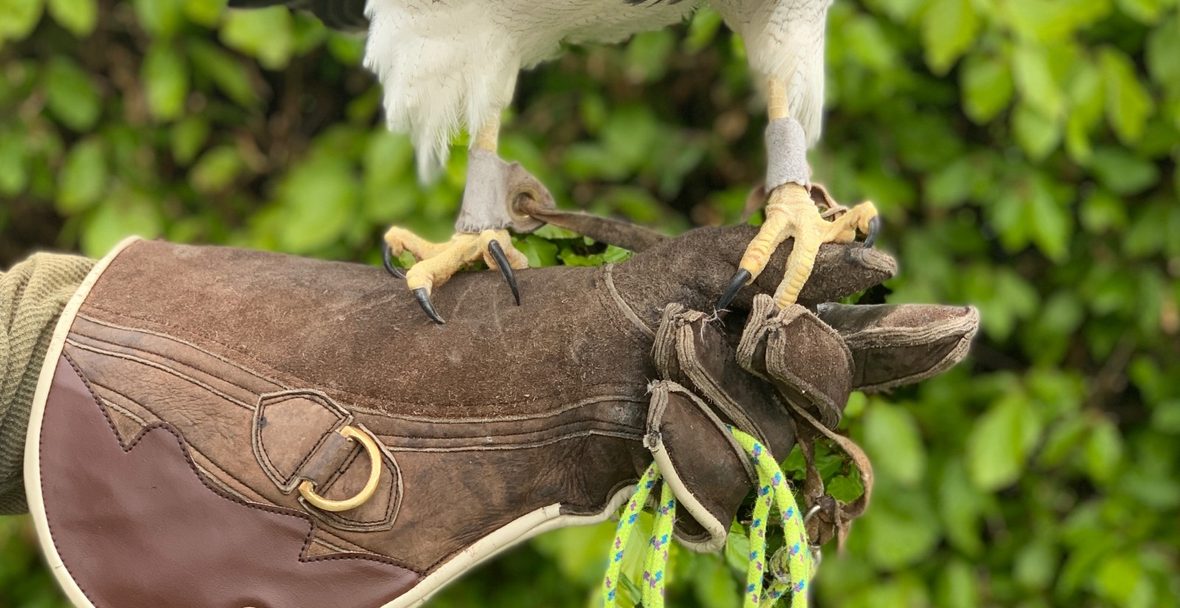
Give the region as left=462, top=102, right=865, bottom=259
left=229, top=0, right=879, bottom=323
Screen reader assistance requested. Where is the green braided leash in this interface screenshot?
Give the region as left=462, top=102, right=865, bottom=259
left=601, top=427, right=815, bottom=607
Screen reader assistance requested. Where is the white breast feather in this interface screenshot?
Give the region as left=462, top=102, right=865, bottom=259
left=363, top=0, right=829, bottom=180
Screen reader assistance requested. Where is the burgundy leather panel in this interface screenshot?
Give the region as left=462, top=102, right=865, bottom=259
left=39, top=356, right=421, bottom=608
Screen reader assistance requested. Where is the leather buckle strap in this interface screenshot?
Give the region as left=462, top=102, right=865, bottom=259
left=297, top=425, right=383, bottom=512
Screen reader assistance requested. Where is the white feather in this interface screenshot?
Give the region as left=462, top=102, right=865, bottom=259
left=712, top=0, right=832, bottom=146
left=363, top=0, right=830, bottom=180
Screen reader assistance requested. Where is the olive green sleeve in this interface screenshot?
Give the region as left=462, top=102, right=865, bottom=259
left=0, top=253, right=94, bottom=515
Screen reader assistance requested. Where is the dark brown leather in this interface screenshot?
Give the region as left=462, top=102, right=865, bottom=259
left=40, top=355, right=419, bottom=608
left=642, top=381, right=754, bottom=547
left=817, top=302, right=980, bottom=392
left=737, top=296, right=854, bottom=429
left=652, top=303, right=795, bottom=470
left=30, top=225, right=976, bottom=607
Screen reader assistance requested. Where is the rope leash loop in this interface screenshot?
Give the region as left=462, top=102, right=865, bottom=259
left=601, top=427, right=815, bottom=608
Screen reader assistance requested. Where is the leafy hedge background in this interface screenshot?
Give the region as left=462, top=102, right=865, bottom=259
left=2, top=0, right=1179, bottom=606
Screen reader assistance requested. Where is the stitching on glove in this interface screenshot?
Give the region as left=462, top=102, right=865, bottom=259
left=603, top=264, right=655, bottom=338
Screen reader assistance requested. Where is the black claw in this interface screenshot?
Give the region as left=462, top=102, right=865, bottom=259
left=413, top=288, right=446, bottom=324
left=487, top=240, right=521, bottom=306
left=382, top=243, right=406, bottom=279
left=863, top=216, right=882, bottom=249
left=716, top=269, right=752, bottom=312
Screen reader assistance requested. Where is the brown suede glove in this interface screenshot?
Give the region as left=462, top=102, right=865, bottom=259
left=24, top=225, right=976, bottom=608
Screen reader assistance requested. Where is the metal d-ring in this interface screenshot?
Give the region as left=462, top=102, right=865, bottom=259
left=298, top=425, right=382, bottom=513
left=803, top=503, right=823, bottom=524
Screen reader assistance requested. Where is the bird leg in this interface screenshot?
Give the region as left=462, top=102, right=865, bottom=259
left=717, top=78, right=881, bottom=312
left=383, top=115, right=539, bottom=324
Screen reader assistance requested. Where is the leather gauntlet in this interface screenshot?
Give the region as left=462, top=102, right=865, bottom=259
left=25, top=226, right=977, bottom=608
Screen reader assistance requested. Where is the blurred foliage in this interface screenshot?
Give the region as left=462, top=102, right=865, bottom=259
left=2, top=0, right=1179, bottom=606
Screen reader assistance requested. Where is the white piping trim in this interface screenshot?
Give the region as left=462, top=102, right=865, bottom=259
left=24, top=236, right=142, bottom=608
left=379, top=487, right=635, bottom=608
left=649, top=441, right=728, bottom=554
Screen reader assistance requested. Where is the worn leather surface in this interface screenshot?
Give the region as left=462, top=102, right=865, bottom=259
left=737, top=296, right=854, bottom=429
left=33, top=224, right=977, bottom=607
left=40, top=356, right=419, bottom=608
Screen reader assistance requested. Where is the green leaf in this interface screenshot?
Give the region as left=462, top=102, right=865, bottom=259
left=187, top=39, right=260, bottom=107
left=515, top=235, right=559, bottom=267
left=685, top=8, right=723, bottom=52
left=967, top=393, right=1042, bottom=490
left=133, top=0, right=184, bottom=38
left=724, top=522, right=751, bottom=573
left=862, top=403, right=926, bottom=485
left=1146, top=15, right=1180, bottom=94
left=531, top=523, right=615, bottom=586
left=1014, top=539, right=1059, bottom=591
left=190, top=145, right=244, bottom=193
left=844, top=15, right=897, bottom=72
left=1011, top=0, right=1113, bottom=40
left=961, top=53, right=1014, bottom=123
left=81, top=191, right=164, bottom=256
left=47, top=0, right=95, bottom=37
left=143, top=43, right=189, bottom=121
left=0, top=0, right=44, bottom=42
left=325, top=30, right=363, bottom=64
left=936, top=560, right=979, bottom=608
left=0, top=133, right=27, bottom=195
left=1080, top=189, right=1128, bottom=233
left=171, top=117, right=210, bottom=165
left=1099, top=47, right=1155, bottom=144
left=1039, top=416, right=1089, bottom=467
left=873, top=0, right=925, bottom=22
left=862, top=484, right=940, bottom=570
left=562, top=143, right=629, bottom=181
left=1094, top=552, right=1152, bottom=608
left=1116, top=0, right=1168, bottom=23
left=1012, top=44, right=1064, bottom=119
left=1065, top=61, right=1105, bottom=162
left=362, top=131, right=416, bottom=223
left=601, top=107, right=660, bottom=173
left=922, top=0, right=979, bottom=74
left=220, top=7, right=295, bottom=70
left=960, top=265, right=1040, bottom=341
left=691, top=555, right=739, bottom=608
left=43, top=57, right=101, bottom=131
left=1084, top=418, right=1124, bottom=484
left=56, top=137, right=106, bottom=213
left=1088, top=147, right=1160, bottom=195
left=1152, top=399, right=1180, bottom=434
left=624, top=30, right=674, bottom=83
left=924, top=158, right=974, bottom=209
left=184, top=0, right=227, bottom=27
left=275, top=157, right=359, bottom=253
left=1013, top=103, right=1061, bottom=160
left=1027, top=175, right=1071, bottom=261
left=938, top=460, right=984, bottom=556
left=826, top=473, right=865, bottom=503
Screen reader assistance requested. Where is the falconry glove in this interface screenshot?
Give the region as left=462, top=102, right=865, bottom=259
left=11, top=217, right=977, bottom=607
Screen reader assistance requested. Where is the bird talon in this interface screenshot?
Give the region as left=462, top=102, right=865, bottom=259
left=413, top=288, right=446, bottom=325
left=864, top=215, right=882, bottom=249
left=716, top=269, right=753, bottom=312
left=382, top=243, right=406, bottom=279
left=487, top=240, right=521, bottom=305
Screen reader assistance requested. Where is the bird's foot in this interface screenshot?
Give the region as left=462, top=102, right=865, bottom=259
left=717, top=183, right=880, bottom=311
left=383, top=227, right=529, bottom=324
